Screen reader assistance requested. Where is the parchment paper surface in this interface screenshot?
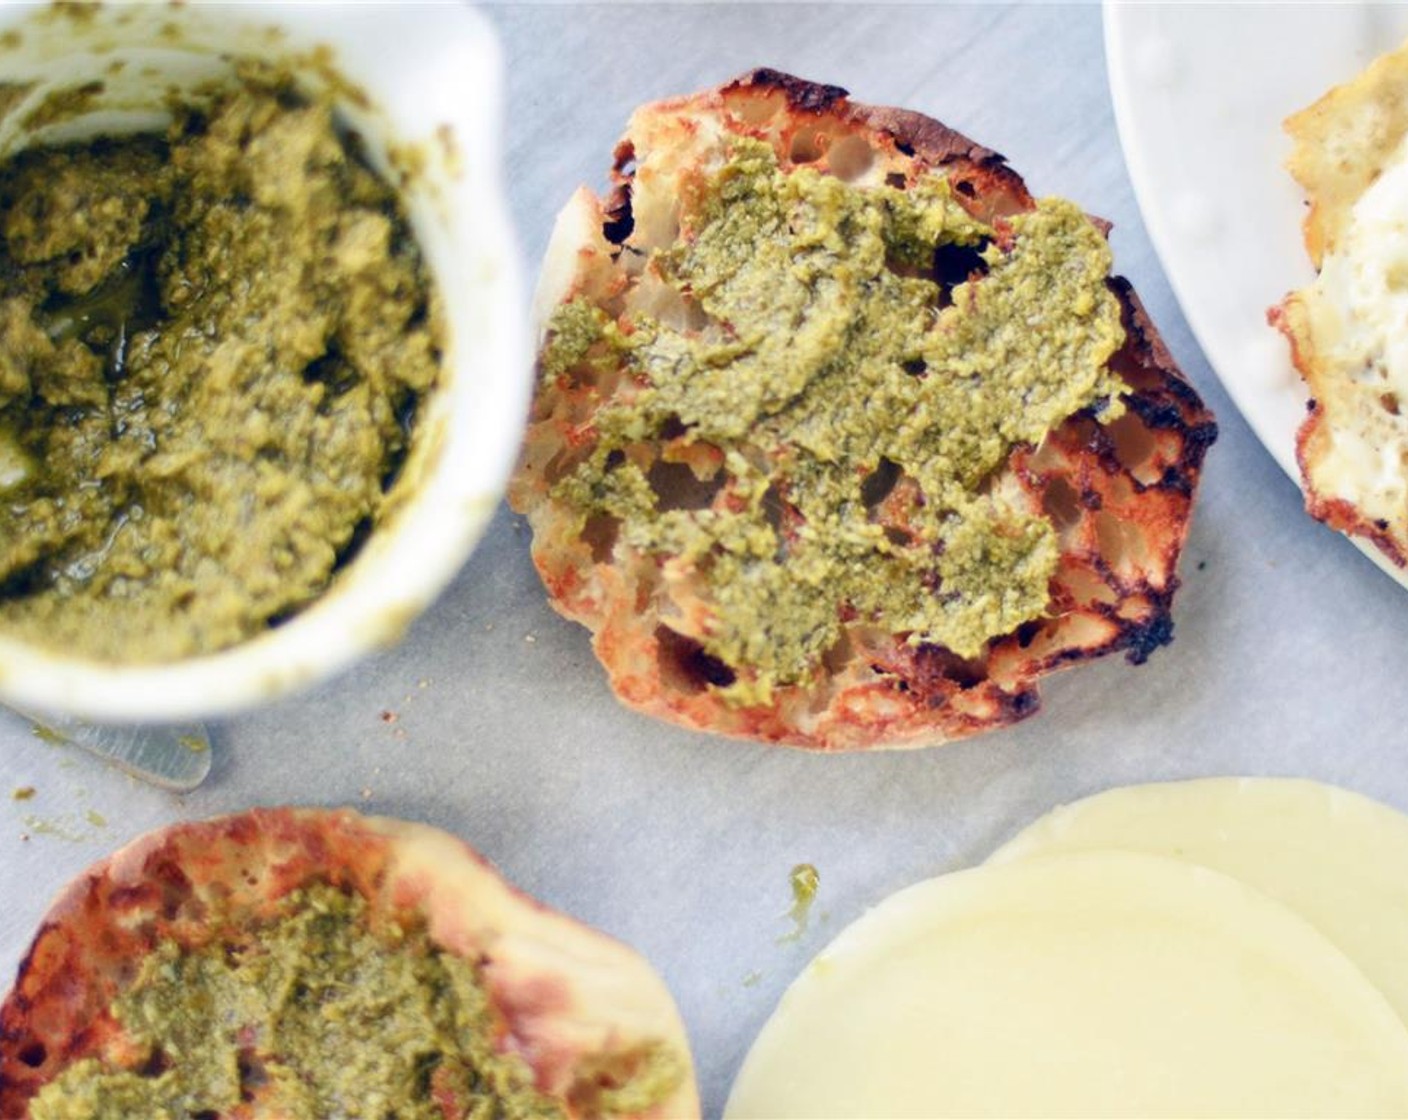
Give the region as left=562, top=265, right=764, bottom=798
left=4, top=7, right=1406, bottom=1117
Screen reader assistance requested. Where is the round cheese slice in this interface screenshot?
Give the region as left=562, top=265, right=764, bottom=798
left=989, top=777, right=1408, bottom=1026
left=724, top=851, right=1408, bottom=1118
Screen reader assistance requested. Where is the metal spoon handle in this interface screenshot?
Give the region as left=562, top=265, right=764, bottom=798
left=6, top=704, right=211, bottom=791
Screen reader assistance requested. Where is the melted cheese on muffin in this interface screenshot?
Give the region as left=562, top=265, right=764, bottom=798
left=1297, top=139, right=1408, bottom=522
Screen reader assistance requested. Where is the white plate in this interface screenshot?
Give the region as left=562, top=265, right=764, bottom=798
left=1104, top=2, right=1408, bottom=587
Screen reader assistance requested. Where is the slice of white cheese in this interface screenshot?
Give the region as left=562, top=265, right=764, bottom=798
left=725, top=851, right=1408, bottom=1119
left=989, top=777, right=1408, bottom=1027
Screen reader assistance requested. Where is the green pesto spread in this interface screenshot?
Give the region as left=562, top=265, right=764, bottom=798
left=543, top=139, right=1125, bottom=705
left=0, top=64, right=438, bottom=662
left=780, top=862, right=820, bottom=944
left=31, top=885, right=564, bottom=1120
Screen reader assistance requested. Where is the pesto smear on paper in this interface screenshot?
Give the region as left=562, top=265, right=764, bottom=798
left=542, top=138, right=1126, bottom=705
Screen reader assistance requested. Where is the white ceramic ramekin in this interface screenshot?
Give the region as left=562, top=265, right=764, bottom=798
left=0, top=3, right=528, bottom=721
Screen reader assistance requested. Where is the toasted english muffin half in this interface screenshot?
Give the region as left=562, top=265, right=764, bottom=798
left=1284, top=44, right=1408, bottom=271
left=1275, top=41, right=1408, bottom=567
left=512, top=69, right=1215, bottom=751
left=0, top=808, right=697, bottom=1119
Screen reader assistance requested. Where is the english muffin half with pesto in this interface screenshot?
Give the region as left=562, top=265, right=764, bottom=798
left=1272, top=40, right=1408, bottom=567
left=0, top=808, right=697, bottom=1120
left=512, top=70, right=1216, bottom=751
